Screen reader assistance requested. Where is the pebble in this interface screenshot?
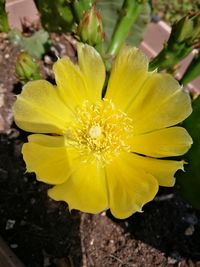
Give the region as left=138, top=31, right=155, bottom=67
left=0, top=93, right=4, bottom=108
left=168, top=256, right=178, bottom=265
left=184, top=225, right=195, bottom=236
left=44, top=55, right=53, bottom=65
left=5, top=219, right=16, bottom=230
left=4, top=54, right=10, bottom=59
left=124, top=221, right=129, bottom=227
left=101, top=211, right=106, bottom=216
left=10, top=243, right=18, bottom=249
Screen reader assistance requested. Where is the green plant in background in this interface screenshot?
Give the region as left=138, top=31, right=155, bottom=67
left=152, top=0, right=200, bottom=25
left=0, top=0, right=9, bottom=32
left=34, top=0, right=74, bottom=33
left=15, top=52, right=41, bottom=84
left=105, top=0, right=149, bottom=57
left=176, top=96, right=200, bottom=209
left=97, top=0, right=150, bottom=51
left=8, top=29, right=50, bottom=59
left=181, top=52, right=200, bottom=85
left=149, top=13, right=200, bottom=72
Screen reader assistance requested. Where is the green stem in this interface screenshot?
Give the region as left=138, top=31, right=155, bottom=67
left=180, top=53, right=200, bottom=85
left=107, top=0, right=143, bottom=57
left=149, top=44, right=193, bottom=72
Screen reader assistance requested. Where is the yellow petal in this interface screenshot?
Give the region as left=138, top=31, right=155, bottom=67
left=28, top=134, right=65, bottom=147
left=128, top=73, right=192, bottom=134
left=77, top=43, right=105, bottom=102
left=53, top=44, right=104, bottom=111
left=13, top=80, right=74, bottom=134
left=128, top=153, right=184, bottom=186
left=105, top=46, right=150, bottom=111
left=48, top=161, right=108, bottom=214
left=53, top=57, right=87, bottom=111
left=22, top=134, right=79, bottom=184
left=106, top=152, right=158, bottom=219
left=130, top=127, right=192, bottom=158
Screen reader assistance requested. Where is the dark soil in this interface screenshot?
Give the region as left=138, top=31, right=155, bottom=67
left=0, top=33, right=200, bottom=267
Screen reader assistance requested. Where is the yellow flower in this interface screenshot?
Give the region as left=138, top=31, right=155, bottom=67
left=13, top=44, right=192, bottom=219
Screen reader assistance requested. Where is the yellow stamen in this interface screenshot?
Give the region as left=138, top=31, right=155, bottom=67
left=67, top=99, right=133, bottom=164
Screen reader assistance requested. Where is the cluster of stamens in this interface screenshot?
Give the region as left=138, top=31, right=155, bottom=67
left=68, top=99, right=133, bottom=165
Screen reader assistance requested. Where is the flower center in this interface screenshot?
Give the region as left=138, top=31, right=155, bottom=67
left=89, top=125, right=102, bottom=139
left=69, top=99, right=133, bottom=165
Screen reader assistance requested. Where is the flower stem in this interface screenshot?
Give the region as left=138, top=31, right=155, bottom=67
left=106, top=0, right=143, bottom=57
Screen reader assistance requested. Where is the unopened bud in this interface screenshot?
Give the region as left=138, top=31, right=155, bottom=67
left=173, top=13, right=200, bottom=44
left=16, top=52, right=41, bottom=83
left=78, top=6, right=104, bottom=46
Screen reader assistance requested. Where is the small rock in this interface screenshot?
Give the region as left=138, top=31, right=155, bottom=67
left=0, top=93, right=4, bottom=108
left=10, top=244, right=18, bottom=249
left=44, top=55, right=53, bottom=65
left=168, top=256, right=178, bottom=265
left=6, top=219, right=16, bottom=230
left=8, top=128, right=20, bottom=139
left=154, top=193, right=174, bottom=201
left=101, top=211, right=106, bottom=216
left=184, top=225, right=195, bottom=236
left=4, top=54, right=10, bottom=59
left=124, top=221, right=129, bottom=227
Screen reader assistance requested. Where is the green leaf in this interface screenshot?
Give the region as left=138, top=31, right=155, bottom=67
left=0, top=0, right=9, bottom=32
left=96, top=0, right=151, bottom=48
left=34, top=0, right=74, bottom=33
left=9, top=29, right=50, bottom=59
left=176, top=96, right=200, bottom=209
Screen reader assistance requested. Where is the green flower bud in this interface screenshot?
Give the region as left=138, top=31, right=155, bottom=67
left=78, top=6, right=104, bottom=46
left=173, top=13, right=200, bottom=44
left=16, top=52, right=41, bottom=83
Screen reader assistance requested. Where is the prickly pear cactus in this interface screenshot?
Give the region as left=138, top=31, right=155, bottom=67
left=9, top=29, right=50, bottom=59
left=0, top=0, right=9, bottom=32
left=96, top=0, right=151, bottom=48
left=176, top=96, right=200, bottom=209
left=16, top=52, right=41, bottom=83
left=181, top=52, right=200, bottom=85
left=34, top=0, right=74, bottom=33
left=149, top=13, right=200, bottom=72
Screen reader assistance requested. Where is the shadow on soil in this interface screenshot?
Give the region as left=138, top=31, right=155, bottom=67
left=0, top=132, right=83, bottom=267
left=108, top=187, right=200, bottom=262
